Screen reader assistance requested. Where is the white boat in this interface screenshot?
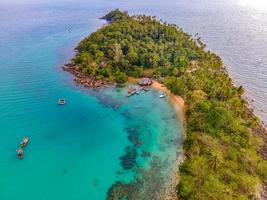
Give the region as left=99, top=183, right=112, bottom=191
left=58, top=98, right=66, bottom=105
left=159, top=93, right=166, bottom=98
left=20, top=136, right=29, bottom=147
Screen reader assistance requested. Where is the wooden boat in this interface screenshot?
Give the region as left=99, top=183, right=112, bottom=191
left=127, top=87, right=137, bottom=97
left=128, top=87, right=133, bottom=94
left=17, top=148, right=23, bottom=159
left=127, top=91, right=136, bottom=97
left=127, top=87, right=136, bottom=94
left=58, top=98, right=66, bottom=105
left=20, top=137, right=29, bottom=147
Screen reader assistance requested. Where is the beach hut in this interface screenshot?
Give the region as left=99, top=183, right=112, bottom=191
left=138, top=78, right=153, bottom=86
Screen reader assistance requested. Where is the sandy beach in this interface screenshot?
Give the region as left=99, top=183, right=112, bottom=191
left=128, top=77, right=185, bottom=110
left=151, top=81, right=185, bottom=121
left=152, top=81, right=184, bottom=108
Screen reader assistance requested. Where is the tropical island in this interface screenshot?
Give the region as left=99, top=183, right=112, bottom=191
left=64, top=9, right=267, bottom=200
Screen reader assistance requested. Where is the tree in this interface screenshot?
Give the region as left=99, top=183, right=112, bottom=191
left=114, top=71, right=127, bottom=83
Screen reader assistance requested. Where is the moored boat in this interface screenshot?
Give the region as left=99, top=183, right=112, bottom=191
left=17, top=148, right=23, bottom=159
left=127, top=87, right=135, bottom=94
left=20, top=136, right=29, bottom=147
left=159, top=93, right=166, bottom=98
left=58, top=98, right=66, bottom=105
left=127, top=87, right=137, bottom=97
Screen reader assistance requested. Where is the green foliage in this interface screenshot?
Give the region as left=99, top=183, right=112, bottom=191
left=73, top=9, right=267, bottom=199
left=101, top=9, right=130, bottom=22
left=165, top=76, right=184, bottom=95
left=74, top=9, right=202, bottom=83
left=114, top=71, right=127, bottom=83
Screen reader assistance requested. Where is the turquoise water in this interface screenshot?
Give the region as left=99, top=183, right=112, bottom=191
left=3, top=0, right=266, bottom=198
left=0, top=3, right=182, bottom=199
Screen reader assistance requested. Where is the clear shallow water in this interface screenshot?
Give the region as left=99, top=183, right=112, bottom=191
left=0, top=3, right=182, bottom=199
left=1, top=0, right=267, bottom=199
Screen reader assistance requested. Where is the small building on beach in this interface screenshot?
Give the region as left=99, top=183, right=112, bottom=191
left=138, top=78, right=153, bottom=86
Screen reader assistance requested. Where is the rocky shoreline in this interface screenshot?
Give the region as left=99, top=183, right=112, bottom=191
left=62, top=63, right=114, bottom=89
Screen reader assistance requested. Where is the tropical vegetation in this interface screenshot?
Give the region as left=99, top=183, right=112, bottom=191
left=72, top=9, right=267, bottom=200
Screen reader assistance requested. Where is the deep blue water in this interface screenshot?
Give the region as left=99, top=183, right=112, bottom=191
left=1, top=0, right=267, bottom=199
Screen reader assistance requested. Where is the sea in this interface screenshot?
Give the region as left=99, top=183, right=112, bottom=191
left=0, top=0, right=266, bottom=199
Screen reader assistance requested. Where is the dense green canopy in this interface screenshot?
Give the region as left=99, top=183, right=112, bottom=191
left=74, top=9, right=207, bottom=81
left=73, top=9, right=267, bottom=200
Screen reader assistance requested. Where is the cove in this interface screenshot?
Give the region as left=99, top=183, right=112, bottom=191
left=0, top=3, right=183, bottom=200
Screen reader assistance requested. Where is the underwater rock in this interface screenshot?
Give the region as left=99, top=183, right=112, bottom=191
left=122, top=110, right=132, bottom=119
left=141, top=150, right=151, bottom=158
left=119, top=146, right=137, bottom=170
left=106, top=181, right=138, bottom=200
left=107, top=157, right=171, bottom=200
left=93, top=179, right=98, bottom=186
left=127, top=127, right=142, bottom=147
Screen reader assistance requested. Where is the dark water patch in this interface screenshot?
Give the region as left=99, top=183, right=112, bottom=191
left=119, top=146, right=138, bottom=170
left=93, top=179, right=98, bottom=186
left=87, top=89, right=123, bottom=110
left=126, top=127, right=142, bottom=147
left=106, top=181, right=139, bottom=200
left=107, top=157, right=172, bottom=200
left=141, top=150, right=151, bottom=158
left=122, top=110, right=133, bottom=119
left=116, top=170, right=122, bottom=175
left=162, top=115, right=176, bottom=121
left=96, top=95, right=122, bottom=110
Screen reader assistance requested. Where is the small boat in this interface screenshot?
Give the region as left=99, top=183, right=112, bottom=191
left=127, top=87, right=137, bottom=97
left=159, top=93, right=166, bottom=98
left=20, top=136, right=29, bottom=147
left=136, top=90, right=140, bottom=95
left=17, top=148, right=23, bottom=159
left=58, top=98, right=66, bottom=105
left=144, top=87, right=150, bottom=92
left=128, top=87, right=133, bottom=94
left=127, top=91, right=136, bottom=97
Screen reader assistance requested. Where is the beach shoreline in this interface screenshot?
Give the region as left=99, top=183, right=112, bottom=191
left=64, top=72, right=186, bottom=199
left=127, top=77, right=186, bottom=200
left=151, top=81, right=185, bottom=119
left=151, top=81, right=185, bottom=200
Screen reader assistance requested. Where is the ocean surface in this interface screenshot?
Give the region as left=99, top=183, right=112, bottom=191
left=0, top=0, right=267, bottom=199
left=0, top=2, right=183, bottom=199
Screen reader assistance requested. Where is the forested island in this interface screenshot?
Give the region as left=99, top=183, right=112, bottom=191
left=65, top=9, right=267, bottom=200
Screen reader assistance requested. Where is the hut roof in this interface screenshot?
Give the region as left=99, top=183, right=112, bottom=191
left=138, top=78, right=152, bottom=85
